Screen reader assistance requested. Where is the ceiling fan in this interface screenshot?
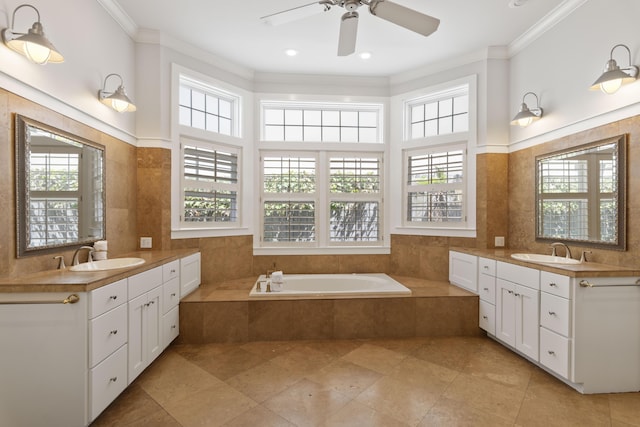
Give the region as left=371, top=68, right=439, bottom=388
left=260, top=0, right=440, bottom=57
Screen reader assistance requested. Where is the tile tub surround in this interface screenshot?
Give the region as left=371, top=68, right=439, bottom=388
left=178, top=276, right=481, bottom=343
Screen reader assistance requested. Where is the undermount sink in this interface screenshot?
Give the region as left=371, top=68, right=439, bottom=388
left=69, top=257, right=146, bottom=272
left=510, top=253, right=581, bottom=265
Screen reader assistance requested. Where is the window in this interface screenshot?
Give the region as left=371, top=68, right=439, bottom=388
left=179, top=76, right=239, bottom=137
left=405, top=147, right=465, bottom=224
left=262, top=103, right=381, bottom=143
left=260, top=153, right=382, bottom=246
left=407, top=86, right=468, bottom=139
left=181, top=139, right=240, bottom=226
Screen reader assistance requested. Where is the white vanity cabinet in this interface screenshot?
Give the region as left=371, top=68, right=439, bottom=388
left=180, top=252, right=201, bottom=298
left=478, top=257, right=496, bottom=335
left=495, top=261, right=540, bottom=361
left=128, top=266, right=163, bottom=384
left=538, top=271, right=572, bottom=379
left=449, top=250, right=478, bottom=293
left=88, top=279, right=128, bottom=420
left=162, top=260, right=180, bottom=349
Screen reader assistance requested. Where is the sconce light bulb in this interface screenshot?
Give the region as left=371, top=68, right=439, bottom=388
left=111, top=99, right=130, bottom=113
left=599, top=78, right=623, bottom=94
left=517, top=117, right=534, bottom=127
left=23, top=41, right=51, bottom=64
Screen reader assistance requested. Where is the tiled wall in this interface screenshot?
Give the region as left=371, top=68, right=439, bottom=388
left=0, top=89, right=138, bottom=278
left=508, top=116, right=640, bottom=268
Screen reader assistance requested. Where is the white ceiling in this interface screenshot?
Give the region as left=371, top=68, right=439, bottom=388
left=107, top=0, right=571, bottom=77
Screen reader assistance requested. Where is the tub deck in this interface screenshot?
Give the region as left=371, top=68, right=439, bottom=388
left=178, top=275, right=481, bottom=343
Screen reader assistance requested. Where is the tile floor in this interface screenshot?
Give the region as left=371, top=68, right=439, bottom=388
left=91, top=336, right=640, bottom=426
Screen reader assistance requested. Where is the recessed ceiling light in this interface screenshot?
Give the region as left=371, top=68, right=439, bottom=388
left=508, top=0, right=528, bottom=7
left=359, top=52, right=372, bottom=60
left=285, top=49, right=298, bottom=57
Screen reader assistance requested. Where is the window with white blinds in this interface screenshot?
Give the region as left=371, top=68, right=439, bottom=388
left=405, top=147, right=465, bottom=224
left=181, top=141, right=239, bottom=225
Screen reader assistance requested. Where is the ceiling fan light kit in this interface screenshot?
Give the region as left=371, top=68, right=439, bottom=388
left=262, top=0, right=440, bottom=57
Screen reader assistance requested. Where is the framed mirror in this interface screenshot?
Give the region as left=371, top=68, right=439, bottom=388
left=15, top=115, right=106, bottom=257
left=535, top=135, right=626, bottom=250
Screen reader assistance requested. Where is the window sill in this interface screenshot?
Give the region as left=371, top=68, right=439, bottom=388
left=172, top=227, right=251, bottom=239
left=253, top=246, right=391, bottom=256
left=393, top=226, right=477, bottom=238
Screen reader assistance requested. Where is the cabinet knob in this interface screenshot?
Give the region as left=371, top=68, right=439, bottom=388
left=483, top=266, right=489, bottom=270
left=171, top=324, right=177, bottom=329
left=514, top=293, right=520, bottom=297
left=507, top=290, right=513, bottom=294
left=109, top=295, right=118, bottom=300
left=171, top=269, right=176, bottom=273
left=549, top=283, right=557, bottom=287
left=548, top=350, right=555, bottom=356
left=548, top=311, right=556, bottom=316
left=109, top=376, right=118, bottom=382
left=171, top=293, right=176, bottom=297
left=482, top=315, right=488, bottom=320
left=149, top=300, right=155, bottom=305
left=110, top=330, right=118, bottom=335
left=483, top=287, right=489, bottom=291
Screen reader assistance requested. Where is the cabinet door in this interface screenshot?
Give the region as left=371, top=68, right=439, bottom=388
left=495, top=279, right=516, bottom=347
left=448, top=251, right=478, bottom=293
left=147, top=286, right=163, bottom=364
left=516, top=284, right=539, bottom=361
left=128, top=293, right=146, bottom=384
left=180, top=253, right=201, bottom=299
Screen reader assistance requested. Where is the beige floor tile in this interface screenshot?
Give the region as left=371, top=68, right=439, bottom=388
left=367, top=337, right=432, bottom=355
left=223, top=405, right=295, bottom=426
left=306, top=359, right=383, bottom=397
left=136, top=351, right=225, bottom=407
left=412, top=337, right=485, bottom=372
left=188, top=347, right=267, bottom=380
left=607, top=392, right=640, bottom=426
left=163, top=382, right=257, bottom=427
left=463, top=340, right=535, bottom=390
left=304, top=339, right=365, bottom=358
left=90, top=384, right=177, bottom=427
left=516, top=393, right=611, bottom=427
left=324, top=400, right=411, bottom=427
left=239, top=340, right=300, bottom=359
left=225, top=360, right=303, bottom=403
left=443, top=372, right=525, bottom=422
left=388, top=356, right=459, bottom=394
left=418, top=396, right=513, bottom=427
left=341, top=343, right=407, bottom=374
left=263, top=378, right=353, bottom=427
left=356, top=376, right=440, bottom=426
left=270, top=345, right=337, bottom=376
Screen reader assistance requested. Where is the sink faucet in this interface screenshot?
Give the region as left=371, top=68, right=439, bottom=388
left=550, top=242, right=572, bottom=259
left=72, top=246, right=95, bottom=266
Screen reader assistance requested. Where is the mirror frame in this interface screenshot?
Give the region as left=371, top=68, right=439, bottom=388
left=15, top=114, right=106, bottom=257
left=535, top=134, right=627, bottom=251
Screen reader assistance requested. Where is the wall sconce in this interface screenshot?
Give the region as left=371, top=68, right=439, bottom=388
left=510, top=92, right=543, bottom=127
left=1, top=4, right=64, bottom=64
left=590, top=44, right=638, bottom=94
left=98, top=74, right=137, bottom=113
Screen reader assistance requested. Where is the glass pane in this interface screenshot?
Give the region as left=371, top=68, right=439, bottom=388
left=359, top=111, right=377, bottom=127
left=179, top=87, right=191, bottom=107
left=330, top=157, right=380, bottom=193
left=330, top=202, right=379, bottom=242
left=341, top=127, right=358, bottom=142
left=304, top=110, right=321, bottom=125
left=264, top=125, right=284, bottom=141
left=219, top=99, right=232, bottom=119
left=303, top=126, right=321, bottom=142
left=192, top=110, right=205, bottom=129
left=263, top=201, right=315, bottom=242
left=453, top=114, right=468, bottom=133
left=438, top=117, right=452, bottom=134
left=285, top=109, right=303, bottom=125
left=453, top=95, right=469, bottom=114
left=285, top=125, right=303, bottom=141
left=323, top=110, right=340, bottom=126
left=424, top=102, right=438, bottom=120
left=341, top=111, right=358, bottom=127
left=424, top=120, right=438, bottom=137
left=407, top=190, right=463, bottom=222
left=264, top=109, right=284, bottom=125
left=206, top=95, right=219, bottom=115
left=411, top=104, right=424, bottom=123
left=411, top=122, right=424, bottom=139
left=206, top=114, right=219, bottom=133
left=192, top=91, right=205, bottom=111
left=179, top=106, right=191, bottom=126
left=219, top=118, right=232, bottom=136
left=184, top=189, right=237, bottom=222
left=359, top=127, right=377, bottom=143
left=263, top=157, right=316, bottom=193
left=322, top=126, right=340, bottom=142
left=439, top=98, right=453, bottom=116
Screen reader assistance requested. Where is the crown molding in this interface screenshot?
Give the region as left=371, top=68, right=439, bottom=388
left=96, top=0, right=138, bottom=38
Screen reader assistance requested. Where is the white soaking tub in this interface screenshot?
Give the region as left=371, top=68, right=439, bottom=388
left=249, top=273, right=412, bottom=299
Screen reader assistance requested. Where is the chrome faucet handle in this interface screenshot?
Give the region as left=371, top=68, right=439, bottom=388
left=53, top=255, right=66, bottom=269
left=550, top=246, right=557, bottom=256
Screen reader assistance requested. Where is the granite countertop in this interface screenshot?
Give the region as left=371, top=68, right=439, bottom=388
left=451, top=247, right=640, bottom=278
left=0, top=249, right=199, bottom=293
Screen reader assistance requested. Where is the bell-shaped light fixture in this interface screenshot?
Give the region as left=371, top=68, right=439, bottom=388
left=590, top=44, right=638, bottom=94
left=98, top=74, right=137, bottom=113
left=1, top=4, right=64, bottom=64
left=511, top=92, right=543, bottom=127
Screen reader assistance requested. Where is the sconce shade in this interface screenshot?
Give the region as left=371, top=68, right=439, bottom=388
left=511, top=92, right=543, bottom=127
left=1, top=5, right=64, bottom=64
left=99, top=74, right=137, bottom=113
left=590, top=44, right=638, bottom=94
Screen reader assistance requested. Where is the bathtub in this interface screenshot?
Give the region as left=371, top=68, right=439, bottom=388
left=249, top=273, right=412, bottom=299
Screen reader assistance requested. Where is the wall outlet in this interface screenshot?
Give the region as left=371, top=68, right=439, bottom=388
left=495, top=236, right=505, bottom=247
left=140, top=237, right=152, bottom=249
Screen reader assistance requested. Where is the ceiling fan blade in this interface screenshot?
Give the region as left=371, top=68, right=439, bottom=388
left=337, top=11, right=358, bottom=56
left=369, top=0, right=440, bottom=37
left=260, top=1, right=322, bottom=26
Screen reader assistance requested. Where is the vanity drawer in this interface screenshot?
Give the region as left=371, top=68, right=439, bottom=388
left=89, top=279, right=127, bottom=319
left=540, top=271, right=571, bottom=299
left=90, top=344, right=127, bottom=422
left=163, top=305, right=179, bottom=349
left=163, top=260, right=180, bottom=283
left=162, top=277, right=180, bottom=314
left=478, top=257, right=496, bottom=277
left=89, top=303, right=127, bottom=367
left=479, top=300, right=495, bottom=335
left=540, top=327, right=570, bottom=379
left=128, top=266, right=163, bottom=300
left=497, top=261, right=540, bottom=290
left=478, top=273, right=496, bottom=304
left=540, top=292, right=571, bottom=337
